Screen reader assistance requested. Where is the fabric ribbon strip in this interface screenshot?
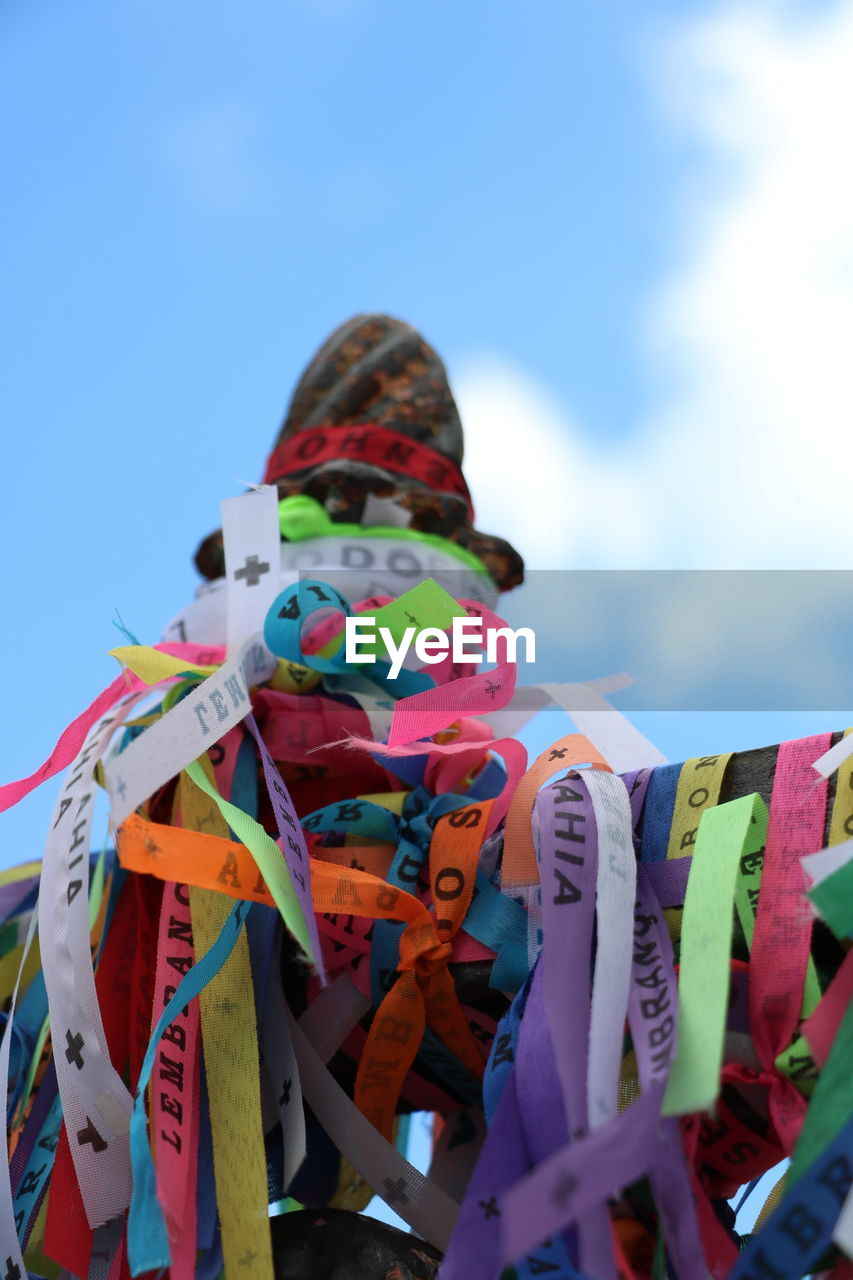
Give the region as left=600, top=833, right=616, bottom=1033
left=104, top=635, right=277, bottom=826
left=629, top=867, right=709, bottom=1280
left=0, top=641, right=228, bottom=814
left=126, top=894, right=256, bottom=1274
left=183, top=758, right=317, bottom=969
left=747, top=734, right=831, bottom=1155
left=663, top=793, right=767, bottom=1116
left=664, top=752, right=732, bottom=941
left=386, top=602, right=519, bottom=746
left=39, top=697, right=145, bottom=1229
left=502, top=734, right=612, bottom=888
left=285, top=1004, right=461, bottom=1249
left=353, top=800, right=492, bottom=1142
left=221, top=485, right=282, bottom=656
left=0, top=907, right=40, bottom=1280
left=176, top=766, right=272, bottom=1280
left=534, top=771, right=615, bottom=1279
left=582, top=768, right=638, bottom=1132
left=150, top=880, right=200, bottom=1280
left=262, top=422, right=474, bottom=519
left=307, top=807, right=491, bottom=1141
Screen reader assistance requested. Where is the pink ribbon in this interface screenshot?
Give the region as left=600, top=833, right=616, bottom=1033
left=151, top=880, right=201, bottom=1279
left=388, top=603, right=518, bottom=748
left=748, top=733, right=831, bottom=1153
left=0, top=642, right=226, bottom=813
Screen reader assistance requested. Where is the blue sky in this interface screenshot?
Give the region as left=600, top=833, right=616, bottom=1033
left=2, top=0, right=687, bottom=436
left=4, top=0, right=853, bottom=854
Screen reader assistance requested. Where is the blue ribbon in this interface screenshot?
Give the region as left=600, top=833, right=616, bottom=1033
left=263, top=578, right=433, bottom=698
left=128, top=898, right=253, bottom=1274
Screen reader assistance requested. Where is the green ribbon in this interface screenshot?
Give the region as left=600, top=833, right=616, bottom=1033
left=278, top=495, right=490, bottom=577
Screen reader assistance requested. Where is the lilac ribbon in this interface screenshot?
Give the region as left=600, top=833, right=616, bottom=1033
left=535, top=776, right=598, bottom=1129
left=622, top=767, right=653, bottom=834
left=624, top=768, right=692, bottom=904
left=437, top=1067, right=532, bottom=1280
left=497, top=773, right=704, bottom=1271
left=244, top=712, right=326, bottom=984
left=438, top=966, right=582, bottom=1280
left=512, top=961, right=570, bottom=1159
left=534, top=774, right=615, bottom=1278
left=643, top=856, right=692, bottom=908
left=499, top=1078, right=666, bottom=1263
left=630, top=865, right=706, bottom=1279
left=0, top=877, right=38, bottom=925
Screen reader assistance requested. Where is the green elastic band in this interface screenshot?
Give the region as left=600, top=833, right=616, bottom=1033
left=278, top=495, right=491, bottom=579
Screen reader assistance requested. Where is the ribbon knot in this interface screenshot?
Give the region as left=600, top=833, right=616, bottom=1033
left=397, top=917, right=454, bottom=980
left=723, top=1060, right=807, bottom=1154
left=414, top=938, right=454, bottom=980
left=353, top=799, right=494, bottom=1140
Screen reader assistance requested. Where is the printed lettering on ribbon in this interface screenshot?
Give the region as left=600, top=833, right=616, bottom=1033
left=39, top=700, right=144, bottom=1228
left=221, top=485, right=282, bottom=656
left=105, top=634, right=276, bottom=826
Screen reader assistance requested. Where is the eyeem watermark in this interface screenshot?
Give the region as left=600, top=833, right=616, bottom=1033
left=345, top=615, right=536, bottom=679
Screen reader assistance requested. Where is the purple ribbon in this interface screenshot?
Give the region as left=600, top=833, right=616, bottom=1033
left=534, top=774, right=616, bottom=1277
left=622, top=767, right=653, bottom=833
left=244, top=713, right=326, bottom=983
left=499, top=1079, right=666, bottom=1263
left=436, top=1068, right=532, bottom=1280
left=630, top=865, right=706, bottom=1279
left=496, top=773, right=706, bottom=1271
left=536, top=775, right=598, bottom=1133
left=643, top=856, right=692, bottom=908
left=0, top=877, right=38, bottom=925
left=438, top=962, right=582, bottom=1280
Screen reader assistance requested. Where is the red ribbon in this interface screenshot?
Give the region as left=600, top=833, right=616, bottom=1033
left=263, top=423, right=474, bottom=520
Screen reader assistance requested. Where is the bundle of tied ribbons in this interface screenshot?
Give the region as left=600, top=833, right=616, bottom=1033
left=2, top=315, right=853, bottom=1280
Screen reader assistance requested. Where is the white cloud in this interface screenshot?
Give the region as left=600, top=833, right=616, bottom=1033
left=456, top=359, right=654, bottom=569
left=455, top=0, right=853, bottom=570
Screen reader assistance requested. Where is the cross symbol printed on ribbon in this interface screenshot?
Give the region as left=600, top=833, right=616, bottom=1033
left=76, top=1117, right=107, bottom=1153
left=65, top=1029, right=85, bottom=1069
left=382, top=1177, right=409, bottom=1206
left=234, top=554, right=270, bottom=587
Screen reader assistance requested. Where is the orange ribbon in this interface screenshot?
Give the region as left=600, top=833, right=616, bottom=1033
left=117, top=799, right=494, bottom=1140
left=502, top=734, right=612, bottom=886
left=353, top=799, right=493, bottom=1140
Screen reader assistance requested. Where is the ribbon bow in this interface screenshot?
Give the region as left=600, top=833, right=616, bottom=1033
left=346, top=798, right=493, bottom=1141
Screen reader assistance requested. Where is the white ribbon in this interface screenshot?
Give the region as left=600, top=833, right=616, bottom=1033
left=104, top=634, right=276, bottom=826
left=162, top=537, right=497, bottom=647
left=812, top=735, right=853, bottom=781
left=221, top=486, right=282, bottom=656
left=582, top=769, right=638, bottom=1129
left=260, top=930, right=307, bottom=1194
left=286, top=1006, right=460, bottom=1250
left=39, top=698, right=144, bottom=1228
left=480, top=675, right=667, bottom=775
